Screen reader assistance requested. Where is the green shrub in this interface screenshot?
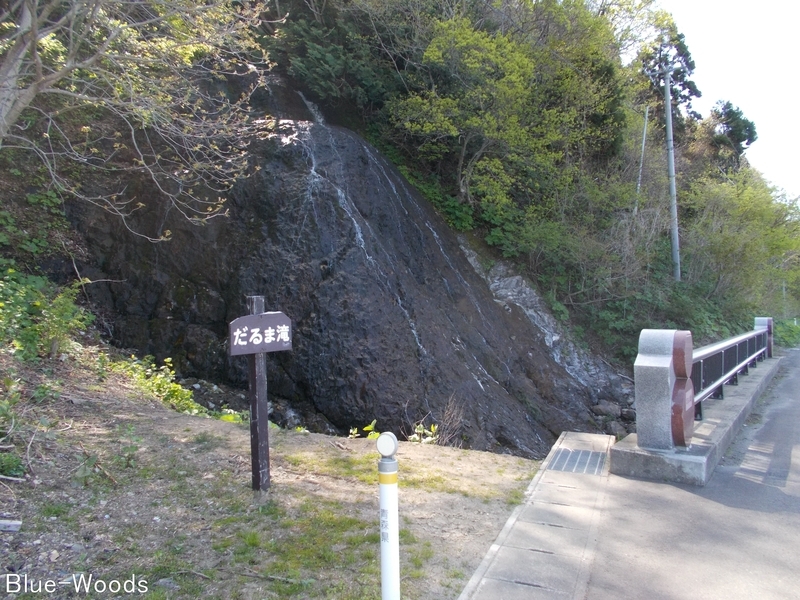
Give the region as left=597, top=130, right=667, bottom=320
left=364, top=124, right=474, bottom=231
left=0, top=452, right=24, bottom=477
left=774, top=320, right=800, bottom=348
left=25, top=190, right=62, bottom=213
left=111, top=356, right=207, bottom=415
left=0, top=268, right=93, bottom=359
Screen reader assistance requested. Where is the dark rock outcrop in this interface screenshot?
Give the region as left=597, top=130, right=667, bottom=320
left=65, top=79, right=607, bottom=457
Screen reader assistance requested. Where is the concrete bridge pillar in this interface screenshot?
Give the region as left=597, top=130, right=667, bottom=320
left=634, top=329, right=694, bottom=450
left=755, top=317, right=773, bottom=358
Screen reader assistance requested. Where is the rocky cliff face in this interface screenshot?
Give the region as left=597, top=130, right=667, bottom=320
left=65, top=77, right=629, bottom=457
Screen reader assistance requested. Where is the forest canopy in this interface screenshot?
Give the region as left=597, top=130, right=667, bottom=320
left=263, top=0, right=799, bottom=356
left=1, top=0, right=797, bottom=358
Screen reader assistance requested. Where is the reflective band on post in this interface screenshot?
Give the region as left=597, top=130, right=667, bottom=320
left=379, top=472, right=398, bottom=485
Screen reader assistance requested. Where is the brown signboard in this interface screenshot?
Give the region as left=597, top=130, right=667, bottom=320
left=229, top=311, right=292, bottom=356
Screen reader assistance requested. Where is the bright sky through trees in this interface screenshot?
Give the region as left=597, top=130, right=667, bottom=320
left=659, top=0, right=800, bottom=200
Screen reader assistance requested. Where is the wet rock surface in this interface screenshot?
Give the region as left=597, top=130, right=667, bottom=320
left=64, top=78, right=629, bottom=457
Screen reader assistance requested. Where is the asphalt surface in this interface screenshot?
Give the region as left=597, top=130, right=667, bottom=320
left=460, top=348, right=800, bottom=600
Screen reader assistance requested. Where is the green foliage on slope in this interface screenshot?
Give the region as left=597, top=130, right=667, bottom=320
left=3, top=0, right=797, bottom=362
left=254, top=0, right=800, bottom=356
left=0, top=268, right=94, bottom=360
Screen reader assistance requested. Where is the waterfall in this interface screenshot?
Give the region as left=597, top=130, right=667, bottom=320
left=296, top=93, right=427, bottom=357
left=76, top=78, right=610, bottom=458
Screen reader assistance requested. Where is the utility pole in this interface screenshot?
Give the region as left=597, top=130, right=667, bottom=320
left=663, top=56, right=681, bottom=282
left=646, top=37, right=682, bottom=282
left=636, top=105, right=649, bottom=196
left=635, top=105, right=649, bottom=216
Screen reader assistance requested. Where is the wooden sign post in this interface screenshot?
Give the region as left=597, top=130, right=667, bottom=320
left=229, top=297, right=292, bottom=492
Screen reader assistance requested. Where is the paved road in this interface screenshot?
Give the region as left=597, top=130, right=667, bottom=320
left=460, top=349, right=800, bottom=600
left=585, top=348, right=800, bottom=600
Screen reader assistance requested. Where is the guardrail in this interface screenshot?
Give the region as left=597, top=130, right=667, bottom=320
left=633, top=317, right=773, bottom=451
left=691, top=321, right=771, bottom=417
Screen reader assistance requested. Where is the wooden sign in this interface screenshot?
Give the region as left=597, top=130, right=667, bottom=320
left=229, top=299, right=292, bottom=493
left=229, top=311, right=292, bottom=356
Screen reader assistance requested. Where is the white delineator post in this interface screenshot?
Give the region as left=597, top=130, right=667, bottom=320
left=376, top=432, right=400, bottom=600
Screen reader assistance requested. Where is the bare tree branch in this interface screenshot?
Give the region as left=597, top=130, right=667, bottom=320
left=0, top=0, right=269, bottom=240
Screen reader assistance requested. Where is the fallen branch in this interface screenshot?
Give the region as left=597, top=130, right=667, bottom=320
left=599, top=357, right=634, bottom=383
left=328, top=440, right=351, bottom=452
left=96, top=462, right=118, bottom=485
left=174, top=570, right=212, bottom=580
left=0, top=415, right=15, bottom=442
left=0, top=479, right=17, bottom=500
left=0, top=474, right=25, bottom=482
left=25, top=430, right=36, bottom=475
left=216, top=567, right=307, bottom=585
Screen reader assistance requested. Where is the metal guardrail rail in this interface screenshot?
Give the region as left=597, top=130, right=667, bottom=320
left=690, top=328, right=769, bottom=416
left=632, top=318, right=773, bottom=449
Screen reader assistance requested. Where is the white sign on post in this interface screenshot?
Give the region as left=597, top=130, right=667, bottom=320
left=229, top=311, right=292, bottom=356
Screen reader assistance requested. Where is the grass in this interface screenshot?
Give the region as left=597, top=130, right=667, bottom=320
left=283, top=450, right=378, bottom=483
left=207, top=493, right=385, bottom=599
left=0, top=451, right=24, bottom=477
left=40, top=501, right=71, bottom=518
left=0, top=185, right=542, bottom=600
left=406, top=540, right=435, bottom=577
left=282, top=446, right=534, bottom=505
left=401, top=471, right=453, bottom=492
left=505, top=486, right=526, bottom=506
left=192, top=431, right=225, bottom=448
left=0, top=335, right=538, bottom=600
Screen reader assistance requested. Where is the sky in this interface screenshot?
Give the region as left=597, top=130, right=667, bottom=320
left=658, top=0, right=800, bottom=200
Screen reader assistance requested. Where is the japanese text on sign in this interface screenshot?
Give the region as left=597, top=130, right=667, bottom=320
left=229, top=311, right=292, bottom=356
left=232, top=324, right=290, bottom=347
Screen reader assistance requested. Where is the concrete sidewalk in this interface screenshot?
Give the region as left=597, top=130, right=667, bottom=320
left=459, top=348, right=799, bottom=600
left=458, top=431, right=615, bottom=599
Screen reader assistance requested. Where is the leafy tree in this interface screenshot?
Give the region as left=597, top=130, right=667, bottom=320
left=711, top=100, right=757, bottom=162
left=260, top=0, right=796, bottom=358
left=268, top=15, right=399, bottom=110
left=525, top=0, right=627, bottom=164
left=683, top=100, right=758, bottom=176
left=586, top=0, right=660, bottom=56
left=387, top=18, right=531, bottom=205
left=682, top=169, right=800, bottom=313
left=0, top=0, right=265, bottom=240
left=638, top=16, right=701, bottom=129
left=344, top=0, right=441, bottom=80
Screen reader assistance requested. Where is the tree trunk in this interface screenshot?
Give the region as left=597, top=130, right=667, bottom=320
left=0, top=3, right=34, bottom=143
left=458, top=136, right=493, bottom=205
